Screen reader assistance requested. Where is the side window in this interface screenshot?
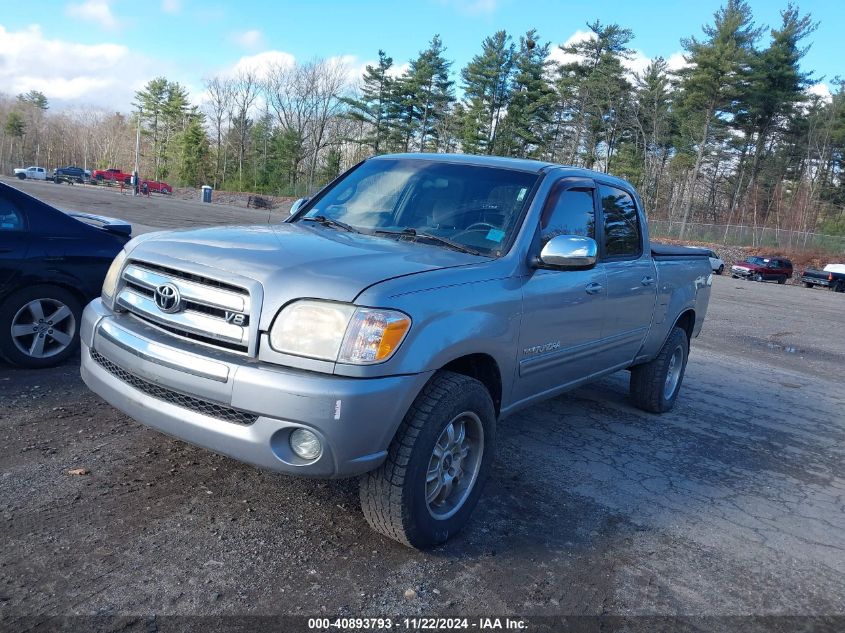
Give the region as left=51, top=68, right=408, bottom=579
left=0, top=199, right=24, bottom=231
left=540, top=186, right=595, bottom=245
left=599, top=185, right=641, bottom=258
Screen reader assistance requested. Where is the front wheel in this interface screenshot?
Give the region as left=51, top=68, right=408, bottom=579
left=804, top=282, right=814, bottom=288
left=716, top=265, right=725, bottom=275
left=359, top=371, right=496, bottom=549
left=0, top=286, right=82, bottom=368
left=16, top=173, right=26, bottom=180
left=630, top=326, right=689, bottom=413
left=752, top=274, right=763, bottom=282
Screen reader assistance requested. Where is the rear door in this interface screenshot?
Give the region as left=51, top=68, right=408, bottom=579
left=514, top=178, right=610, bottom=402
left=0, top=195, right=30, bottom=290
left=597, top=183, right=658, bottom=368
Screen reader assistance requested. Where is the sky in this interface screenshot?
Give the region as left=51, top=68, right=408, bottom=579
left=0, top=0, right=841, bottom=112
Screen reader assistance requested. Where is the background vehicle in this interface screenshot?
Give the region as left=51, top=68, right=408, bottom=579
left=53, top=166, right=90, bottom=184
left=13, top=166, right=48, bottom=181
left=142, top=179, right=172, bottom=194
left=801, top=263, right=845, bottom=292
left=92, top=168, right=132, bottom=184
left=731, top=256, right=792, bottom=283
left=0, top=182, right=131, bottom=368
left=80, top=154, right=711, bottom=549
left=706, top=249, right=725, bottom=274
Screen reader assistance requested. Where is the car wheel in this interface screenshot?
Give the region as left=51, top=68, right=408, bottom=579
left=359, top=371, right=496, bottom=549
left=833, top=281, right=844, bottom=293
left=777, top=276, right=787, bottom=285
left=16, top=173, right=26, bottom=180
left=717, top=265, right=724, bottom=275
left=630, top=326, right=689, bottom=414
left=0, top=286, right=82, bottom=368
left=804, top=282, right=814, bottom=288
left=752, top=274, right=763, bottom=282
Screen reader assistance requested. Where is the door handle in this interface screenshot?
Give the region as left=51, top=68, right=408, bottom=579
left=585, top=282, right=604, bottom=295
left=641, top=276, right=655, bottom=286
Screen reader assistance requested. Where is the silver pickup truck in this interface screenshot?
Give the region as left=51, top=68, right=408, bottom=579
left=81, top=154, right=712, bottom=548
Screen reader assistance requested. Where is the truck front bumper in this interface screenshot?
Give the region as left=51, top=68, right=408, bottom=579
left=80, top=299, right=432, bottom=478
left=800, top=275, right=830, bottom=287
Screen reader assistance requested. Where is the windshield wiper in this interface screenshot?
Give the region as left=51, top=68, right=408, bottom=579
left=301, top=215, right=360, bottom=233
left=373, top=228, right=482, bottom=256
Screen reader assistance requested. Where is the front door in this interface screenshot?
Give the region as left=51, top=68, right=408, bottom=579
left=513, top=179, right=610, bottom=404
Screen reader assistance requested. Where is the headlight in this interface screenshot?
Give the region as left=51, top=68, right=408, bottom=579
left=101, top=249, right=127, bottom=305
left=269, top=300, right=411, bottom=364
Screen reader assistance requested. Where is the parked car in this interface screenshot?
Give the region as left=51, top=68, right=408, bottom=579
left=92, top=168, right=132, bottom=184
left=141, top=179, right=172, bottom=194
left=0, top=182, right=131, bottom=368
left=80, top=153, right=712, bottom=548
left=53, top=166, right=90, bottom=184
left=13, top=166, right=48, bottom=181
left=730, top=256, right=793, bottom=283
left=706, top=249, right=725, bottom=274
left=800, top=263, right=845, bottom=292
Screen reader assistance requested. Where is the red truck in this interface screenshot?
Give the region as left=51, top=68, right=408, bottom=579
left=92, top=168, right=132, bottom=184
left=730, top=256, right=793, bottom=284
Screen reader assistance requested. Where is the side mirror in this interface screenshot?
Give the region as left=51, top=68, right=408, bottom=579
left=289, top=197, right=309, bottom=216
left=536, top=235, right=597, bottom=269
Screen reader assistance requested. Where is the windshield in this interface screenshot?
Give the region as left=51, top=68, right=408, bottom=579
left=295, top=159, right=539, bottom=256
left=746, top=257, right=766, bottom=265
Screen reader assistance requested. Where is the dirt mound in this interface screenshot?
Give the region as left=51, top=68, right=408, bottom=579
left=173, top=187, right=296, bottom=211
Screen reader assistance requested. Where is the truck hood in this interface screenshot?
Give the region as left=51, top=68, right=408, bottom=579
left=127, top=223, right=490, bottom=327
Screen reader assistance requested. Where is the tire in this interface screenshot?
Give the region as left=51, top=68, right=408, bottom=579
left=777, top=276, right=787, bottom=285
left=717, top=265, right=724, bottom=275
left=752, top=274, right=763, bottom=282
left=629, top=326, right=689, bottom=414
left=359, top=371, right=496, bottom=549
left=833, top=281, right=844, bottom=293
left=0, top=286, right=82, bottom=368
left=804, top=282, right=814, bottom=288
left=731, top=274, right=739, bottom=279
left=16, top=173, right=26, bottom=180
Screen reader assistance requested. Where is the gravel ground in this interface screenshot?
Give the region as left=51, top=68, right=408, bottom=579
left=1, top=179, right=844, bottom=630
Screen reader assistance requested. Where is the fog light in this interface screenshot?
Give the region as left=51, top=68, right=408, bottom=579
left=289, top=428, right=322, bottom=460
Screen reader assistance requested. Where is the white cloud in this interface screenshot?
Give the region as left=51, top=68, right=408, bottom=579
left=231, top=29, right=264, bottom=50
left=161, top=0, right=181, bottom=13
left=65, top=0, right=121, bottom=30
left=548, top=30, right=596, bottom=66
left=0, top=24, right=152, bottom=109
left=807, top=82, right=832, bottom=102
left=666, top=52, right=689, bottom=72
left=224, top=50, right=296, bottom=81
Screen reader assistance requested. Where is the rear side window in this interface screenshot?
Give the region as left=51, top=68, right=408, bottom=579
left=0, top=199, right=24, bottom=231
left=541, top=187, right=595, bottom=245
left=600, top=185, right=641, bottom=258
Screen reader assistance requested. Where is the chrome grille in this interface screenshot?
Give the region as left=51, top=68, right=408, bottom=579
left=116, top=261, right=251, bottom=353
left=91, top=350, right=257, bottom=426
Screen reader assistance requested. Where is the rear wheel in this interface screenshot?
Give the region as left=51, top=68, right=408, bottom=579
left=0, top=286, right=82, bottom=368
left=359, top=371, right=496, bottom=549
left=833, top=281, right=844, bottom=293
left=630, top=326, right=689, bottom=413
left=777, top=275, right=787, bottom=285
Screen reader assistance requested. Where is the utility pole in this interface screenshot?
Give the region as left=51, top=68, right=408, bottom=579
left=133, top=108, right=142, bottom=196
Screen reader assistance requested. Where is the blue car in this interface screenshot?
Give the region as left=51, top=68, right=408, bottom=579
left=0, top=182, right=131, bottom=368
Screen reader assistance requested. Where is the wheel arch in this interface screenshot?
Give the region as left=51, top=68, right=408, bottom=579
left=440, top=353, right=502, bottom=417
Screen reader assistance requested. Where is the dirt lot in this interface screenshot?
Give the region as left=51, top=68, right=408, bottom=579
left=1, top=180, right=845, bottom=629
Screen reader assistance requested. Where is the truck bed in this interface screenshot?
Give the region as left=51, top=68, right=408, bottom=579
left=651, top=244, right=710, bottom=258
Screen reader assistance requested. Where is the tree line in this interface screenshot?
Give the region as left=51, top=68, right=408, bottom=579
left=1, top=0, right=843, bottom=241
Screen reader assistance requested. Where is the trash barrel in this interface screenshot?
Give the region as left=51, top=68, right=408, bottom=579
left=201, top=185, right=213, bottom=203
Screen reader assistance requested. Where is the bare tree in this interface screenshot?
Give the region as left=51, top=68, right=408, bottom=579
left=203, top=76, right=234, bottom=187
left=230, top=71, right=260, bottom=190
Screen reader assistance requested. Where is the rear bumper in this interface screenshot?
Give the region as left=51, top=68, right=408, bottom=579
left=80, top=299, right=432, bottom=478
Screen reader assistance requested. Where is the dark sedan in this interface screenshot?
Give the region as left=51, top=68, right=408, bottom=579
left=0, top=182, right=131, bottom=367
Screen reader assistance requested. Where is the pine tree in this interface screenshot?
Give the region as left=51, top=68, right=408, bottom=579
left=497, top=30, right=555, bottom=158
left=178, top=113, right=211, bottom=187
left=405, top=35, right=455, bottom=151
left=460, top=30, right=515, bottom=154
left=343, top=50, right=394, bottom=154
left=675, top=0, right=760, bottom=237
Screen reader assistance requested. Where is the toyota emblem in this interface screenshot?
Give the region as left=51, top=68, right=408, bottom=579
left=154, top=283, right=182, bottom=313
